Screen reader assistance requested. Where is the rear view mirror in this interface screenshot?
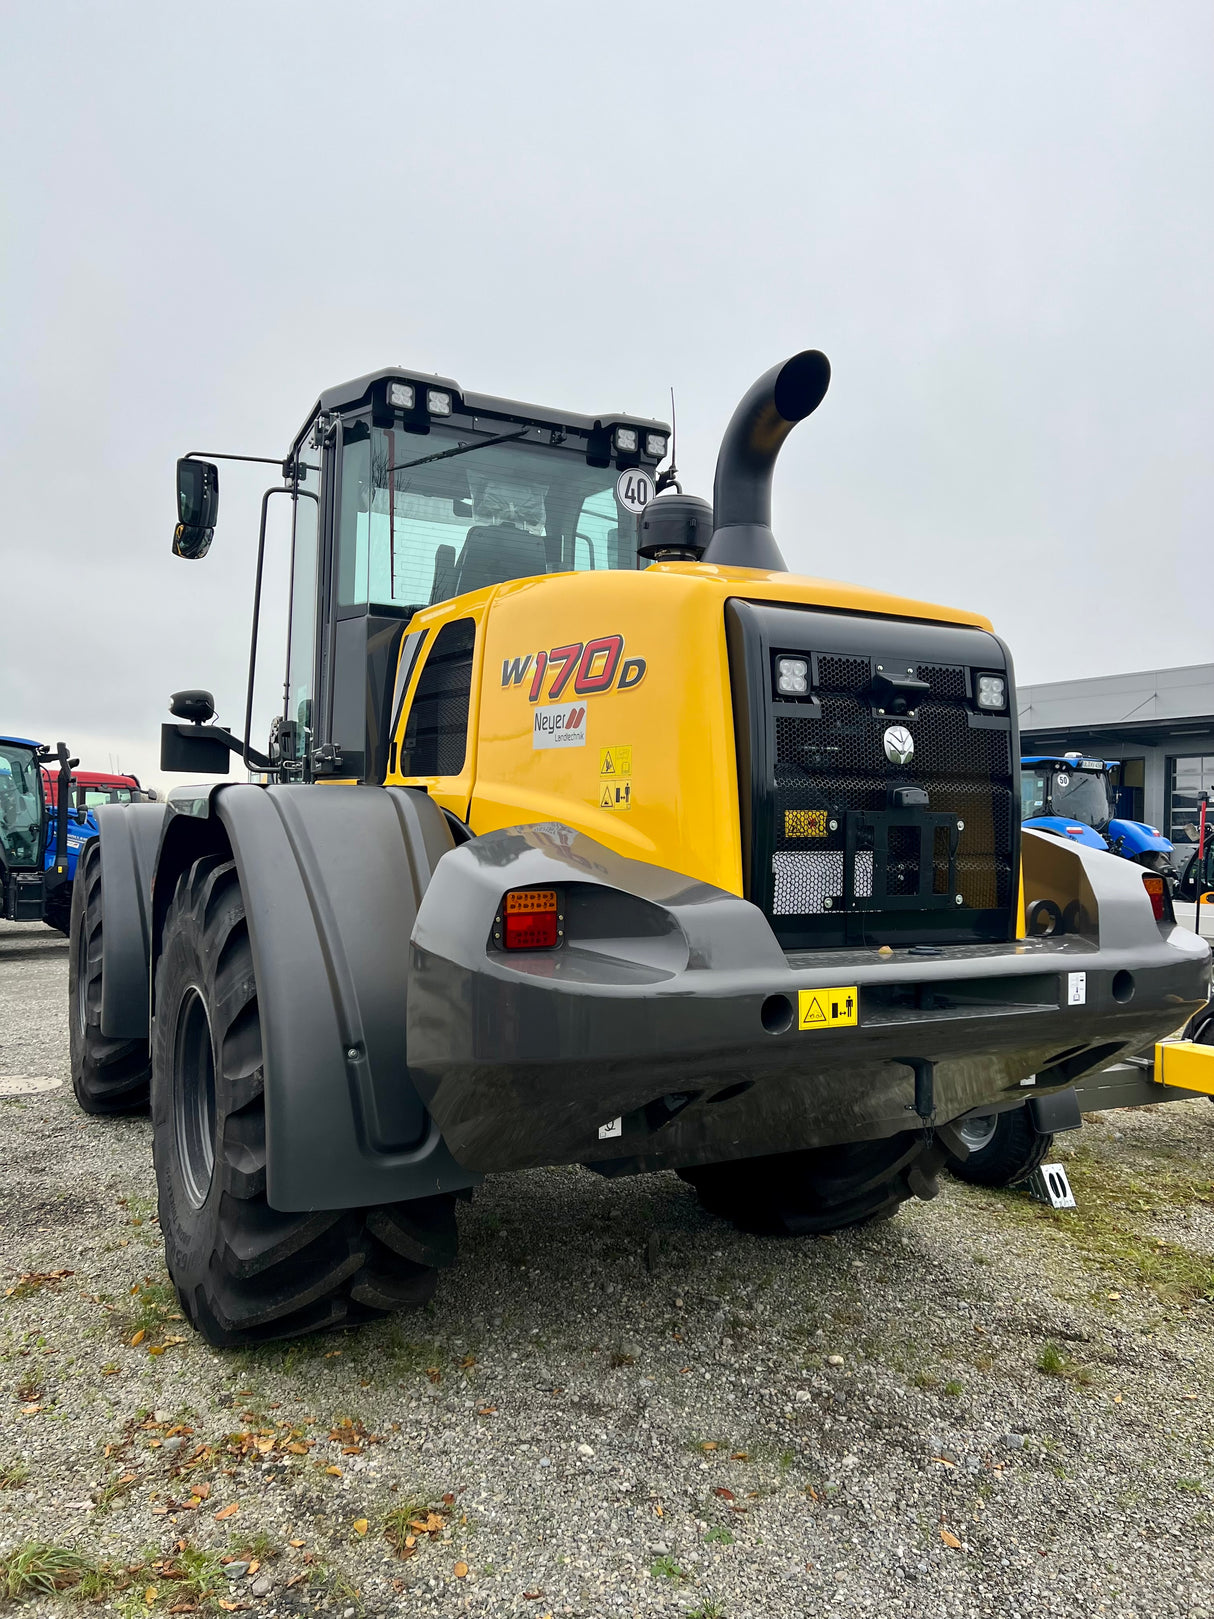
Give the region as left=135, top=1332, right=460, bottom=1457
left=174, top=459, right=219, bottom=559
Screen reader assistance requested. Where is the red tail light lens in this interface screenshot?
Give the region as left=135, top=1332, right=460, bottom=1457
left=503, top=888, right=560, bottom=950
left=1142, top=873, right=1166, bottom=921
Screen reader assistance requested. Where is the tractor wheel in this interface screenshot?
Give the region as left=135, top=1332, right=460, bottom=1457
left=69, top=840, right=152, bottom=1115
left=152, top=854, right=457, bottom=1348
left=680, top=1129, right=952, bottom=1236
left=946, top=1108, right=1052, bottom=1188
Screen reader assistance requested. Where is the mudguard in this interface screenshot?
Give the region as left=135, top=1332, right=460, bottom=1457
left=1107, top=817, right=1172, bottom=859
left=193, top=783, right=478, bottom=1212
left=96, top=802, right=168, bottom=1039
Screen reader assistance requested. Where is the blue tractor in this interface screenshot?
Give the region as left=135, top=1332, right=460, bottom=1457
left=1020, top=752, right=1174, bottom=873
left=0, top=736, right=97, bottom=933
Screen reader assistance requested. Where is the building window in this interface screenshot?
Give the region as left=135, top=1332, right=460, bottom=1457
left=1166, top=755, right=1214, bottom=845
left=399, top=619, right=476, bottom=778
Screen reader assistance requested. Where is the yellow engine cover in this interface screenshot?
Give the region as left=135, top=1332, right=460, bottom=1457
left=386, top=562, right=992, bottom=900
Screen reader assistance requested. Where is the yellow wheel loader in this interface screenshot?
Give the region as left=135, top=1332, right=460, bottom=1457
left=70, top=352, right=1210, bottom=1345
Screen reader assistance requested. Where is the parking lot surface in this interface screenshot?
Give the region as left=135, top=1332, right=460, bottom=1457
left=1, top=917, right=1213, bottom=1617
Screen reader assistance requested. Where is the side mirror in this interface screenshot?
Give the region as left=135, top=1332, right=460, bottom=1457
left=174, top=459, right=219, bottom=559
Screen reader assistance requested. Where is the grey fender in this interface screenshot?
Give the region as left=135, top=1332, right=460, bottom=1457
left=193, top=783, right=478, bottom=1212
left=96, top=802, right=170, bottom=1040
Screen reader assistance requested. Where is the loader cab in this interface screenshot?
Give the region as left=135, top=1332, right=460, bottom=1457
left=279, top=370, right=669, bottom=784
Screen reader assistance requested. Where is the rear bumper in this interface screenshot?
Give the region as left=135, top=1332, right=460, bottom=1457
left=406, top=825, right=1211, bottom=1174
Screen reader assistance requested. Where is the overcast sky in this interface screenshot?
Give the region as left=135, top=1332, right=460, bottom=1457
left=2, top=1, right=1211, bottom=786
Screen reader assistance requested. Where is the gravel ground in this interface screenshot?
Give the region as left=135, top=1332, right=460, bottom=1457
left=1, top=916, right=1213, bottom=1618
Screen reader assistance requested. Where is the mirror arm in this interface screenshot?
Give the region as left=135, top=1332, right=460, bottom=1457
left=167, top=723, right=272, bottom=774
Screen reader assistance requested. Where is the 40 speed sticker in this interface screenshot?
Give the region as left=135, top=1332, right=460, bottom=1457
left=797, top=987, right=859, bottom=1030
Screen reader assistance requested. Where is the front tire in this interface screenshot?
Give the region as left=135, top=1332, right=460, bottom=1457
left=152, top=854, right=457, bottom=1347
left=68, top=840, right=152, bottom=1115
left=946, top=1108, right=1053, bottom=1188
left=680, top=1129, right=951, bottom=1235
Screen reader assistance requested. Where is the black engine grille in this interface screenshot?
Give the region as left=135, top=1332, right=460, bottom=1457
left=727, top=599, right=1019, bottom=949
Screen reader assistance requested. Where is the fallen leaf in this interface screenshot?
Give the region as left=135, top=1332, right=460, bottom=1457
left=247, top=1561, right=260, bottom=1576
left=1113, top=1394, right=1123, bottom=1404
left=713, top=1487, right=735, bottom=1500
left=218, top=1602, right=240, bottom=1613
left=700, top=1441, right=718, bottom=1452
left=19, top=1402, right=41, bottom=1415
left=477, top=1407, right=498, bottom=1416
left=442, top=1492, right=456, bottom=1504
left=179, top=1498, right=199, bottom=1510
left=454, top=1562, right=469, bottom=1578
left=523, top=1593, right=544, bottom=1602
left=940, top=1528, right=962, bottom=1550
left=131, top=1329, right=146, bottom=1346
left=288, top=1539, right=305, bottom=1549
left=190, top=1483, right=210, bottom=1499
left=731, top=1452, right=749, bottom=1462
left=150, top=1504, right=170, bottom=1516
left=145, top=1586, right=159, bottom=1604
left=426, top=1367, right=442, bottom=1384
left=286, top=1443, right=309, bottom=1455
left=214, top=1502, right=240, bottom=1521
left=149, top=1345, right=167, bottom=1357
left=1107, top=1291, right=1122, bottom=1300
left=353, top=1519, right=369, bottom=1536
left=931, top=1457, right=956, bottom=1468
left=168, top=1605, right=199, bottom=1614
left=325, top=1466, right=342, bottom=1478
left=285, top=1574, right=308, bottom=1589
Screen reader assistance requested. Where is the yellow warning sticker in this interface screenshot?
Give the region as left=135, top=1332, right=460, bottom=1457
left=600, top=746, right=633, bottom=777
left=599, top=780, right=632, bottom=811
left=798, top=986, right=859, bottom=1030
left=785, top=808, right=828, bottom=838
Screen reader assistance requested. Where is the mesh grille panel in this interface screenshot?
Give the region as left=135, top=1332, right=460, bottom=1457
left=773, top=851, right=873, bottom=915
left=817, top=654, right=871, bottom=692
left=916, top=663, right=967, bottom=699
left=768, top=670, right=1014, bottom=919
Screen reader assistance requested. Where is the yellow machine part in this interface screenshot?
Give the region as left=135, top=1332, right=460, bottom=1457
left=1153, top=1039, right=1214, bottom=1096
left=386, top=561, right=993, bottom=899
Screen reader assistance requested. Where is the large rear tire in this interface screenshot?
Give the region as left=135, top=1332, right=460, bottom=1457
left=152, top=854, right=457, bottom=1348
left=946, top=1107, right=1053, bottom=1188
left=680, top=1129, right=951, bottom=1235
left=68, top=840, right=152, bottom=1115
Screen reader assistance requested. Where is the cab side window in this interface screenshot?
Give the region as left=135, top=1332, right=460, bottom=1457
left=399, top=619, right=476, bottom=777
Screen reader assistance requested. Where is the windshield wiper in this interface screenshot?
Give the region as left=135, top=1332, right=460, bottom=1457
left=386, top=427, right=532, bottom=479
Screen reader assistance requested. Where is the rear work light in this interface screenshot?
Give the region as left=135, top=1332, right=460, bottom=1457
left=500, top=888, right=562, bottom=950
left=1142, top=873, right=1167, bottom=922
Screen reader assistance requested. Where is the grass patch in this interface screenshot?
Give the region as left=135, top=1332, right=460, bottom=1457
left=995, top=1147, right=1214, bottom=1306
left=1176, top=1478, right=1206, bottom=1494
left=650, top=1554, right=688, bottom=1581
left=0, top=1456, right=29, bottom=1489
left=0, top=1541, right=95, bottom=1601
left=685, top=1603, right=727, bottom=1618
left=942, top=1379, right=964, bottom=1398
left=703, top=1527, right=734, bottom=1545
left=1036, top=1340, right=1095, bottom=1386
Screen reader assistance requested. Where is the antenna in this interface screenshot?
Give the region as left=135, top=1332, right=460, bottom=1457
left=655, top=386, right=682, bottom=495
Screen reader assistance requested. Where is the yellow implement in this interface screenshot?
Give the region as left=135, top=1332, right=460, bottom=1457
left=1153, top=1039, right=1214, bottom=1096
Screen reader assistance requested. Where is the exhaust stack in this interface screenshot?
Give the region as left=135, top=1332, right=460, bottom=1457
left=702, top=349, right=831, bottom=572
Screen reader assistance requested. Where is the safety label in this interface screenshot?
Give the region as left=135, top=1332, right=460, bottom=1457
left=599, top=781, right=632, bottom=811
left=798, top=986, right=859, bottom=1030
left=1067, top=971, right=1087, bottom=1006
left=598, top=1116, right=622, bottom=1140
left=600, top=746, right=633, bottom=777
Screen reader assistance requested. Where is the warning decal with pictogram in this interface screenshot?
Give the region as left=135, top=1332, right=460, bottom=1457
left=797, top=986, right=859, bottom=1030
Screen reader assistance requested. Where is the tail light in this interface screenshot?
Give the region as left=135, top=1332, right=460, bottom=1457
left=500, top=888, right=562, bottom=950
left=1142, top=873, right=1166, bottom=922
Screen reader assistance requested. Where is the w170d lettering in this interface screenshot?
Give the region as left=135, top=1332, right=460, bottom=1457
left=501, top=634, right=646, bottom=700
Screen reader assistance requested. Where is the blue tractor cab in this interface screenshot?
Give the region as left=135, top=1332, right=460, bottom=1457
left=0, top=735, right=97, bottom=931
left=1021, top=752, right=1174, bottom=873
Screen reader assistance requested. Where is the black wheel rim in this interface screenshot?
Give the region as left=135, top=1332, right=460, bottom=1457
left=173, top=985, right=217, bottom=1209
left=74, top=924, right=90, bottom=1043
